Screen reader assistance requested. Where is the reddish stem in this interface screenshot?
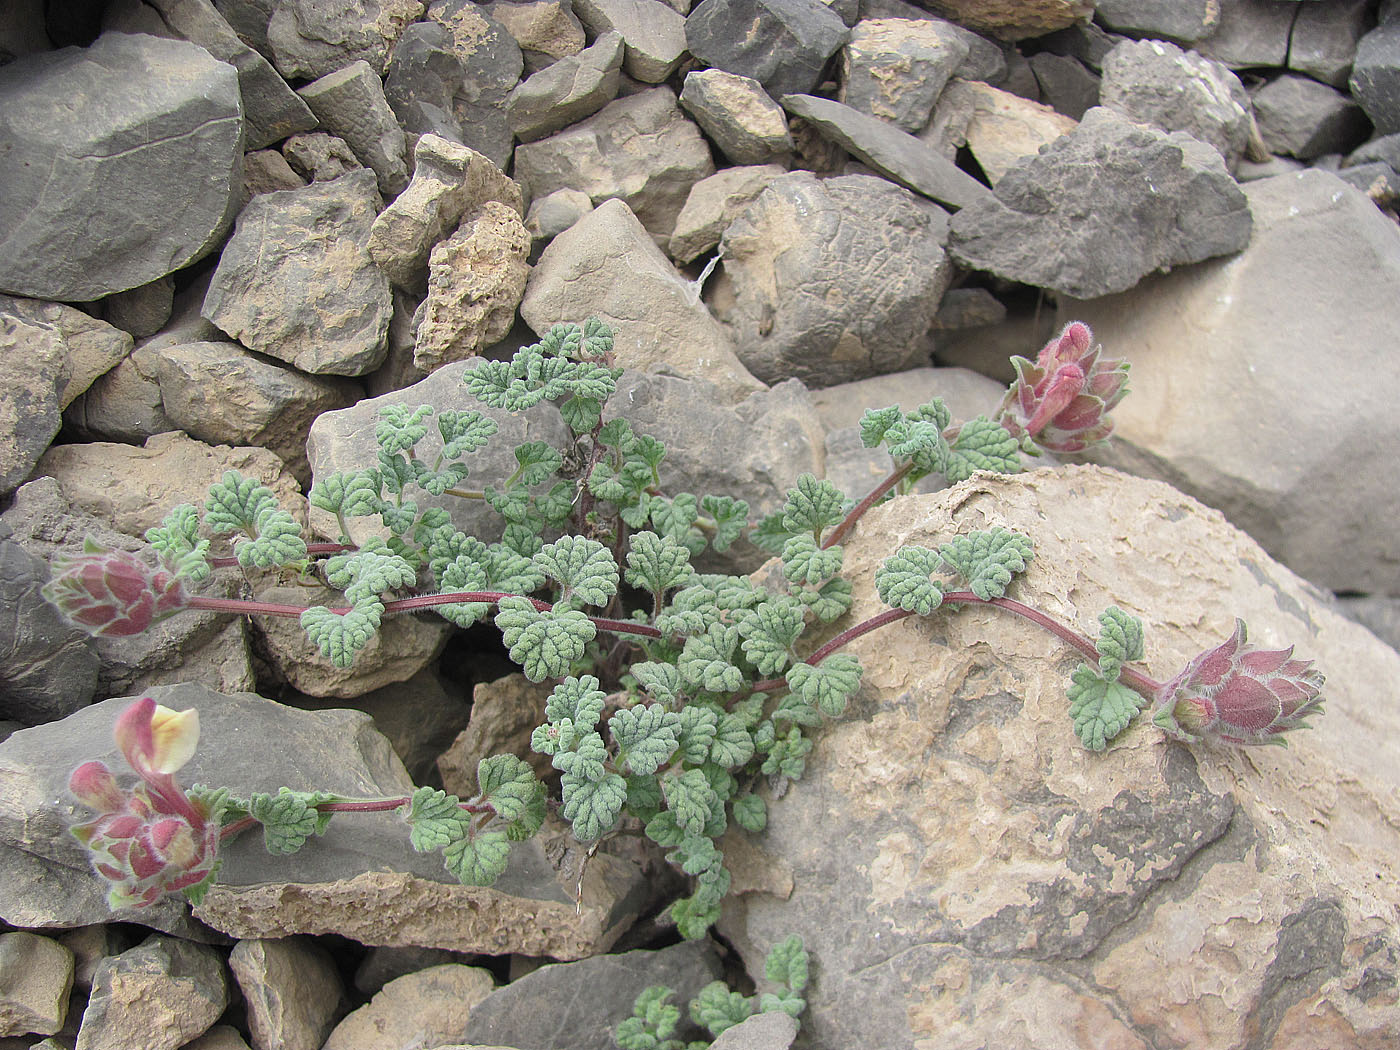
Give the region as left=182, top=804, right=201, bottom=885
left=822, top=462, right=913, bottom=550
left=207, top=542, right=351, bottom=568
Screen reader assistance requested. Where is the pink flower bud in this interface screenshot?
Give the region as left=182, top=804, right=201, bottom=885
left=42, top=542, right=187, bottom=637
left=1152, top=620, right=1325, bottom=746
left=996, top=321, right=1130, bottom=454
left=68, top=762, right=127, bottom=813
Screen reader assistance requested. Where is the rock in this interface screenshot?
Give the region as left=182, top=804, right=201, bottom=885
left=145, top=0, right=319, bottom=149
left=709, top=1010, right=798, bottom=1050
left=103, top=276, right=176, bottom=340
left=76, top=935, right=228, bottom=1050
left=719, top=466, right=1400, bottom=1048
left=1099, top=38, right=1252, bottom=169
left=1338, top=595, right=1400, bottom=655
left=411, top=201, right=531, bottom=372
left=352, top=945, right=468, bottom=995
left=683, top=0, right=849, bottom=99
left=1351, top=21, right=1400, bottom=136
left=282, top=131, right=364, bottom=183
left=0, top=533, right=99, bottom=727
left=228, top=938, right=344, bottom=1050
left=923, top=79, right=1077, bottom=187
left=931, top=286, right=1007, bottom=331
left=297, top=60, right=410, bottom=197
left=520, top=199, right=764, bottom=401
left=1291, top=0, right=1370, bottom=89
left=460, top=943, right=722, bottom=1050
left=1094, top=0, right=1219, bottom=41
left=425, top=0, right=524, bottom=169
left=1346, top=131, right=1400, bottom=171
left=368, top=135, right=524, bottom=293
left=780, top=94, right=992, bottom=210
left=486, top=0, right=586, bottom=73
left=0, top=32, right=241, bottom=302
left=203, top=170, right=393, bottom=376
left=1028, top=51, right=1100, bottom=120
left=1062, top=170, right=1400, bottom=596
left=267, top=0, right=423, bottom=79
left=678, top=69, right=794, bottom=166
left=322, top=965, right=494, bottom=1050
left=183, top=1025, right=255, bottom=1050
left=949, top=107, right=1252, bottom=299
left=1035, top=19, right=1122, bottom=71
left=525, top=188, right=596, bottom=252
left=0, top=932, right=73, bottom=1038
left=573, top=0, right=686, bottom=82
left=438, top=674, right=555, bottom=793
left=839, top=17, right=969, bottom=132
left=505, top=30, right=625, bottom=143
left=513, top=86, right=716, bottom=241
left=57, top=925, right=134, bottom=992
left=1194, top=0, right=1296, bottom=69
left=63, top=344, right=178, bottom=445
left=1251, top=73, right=1371, bottom=160
left=668, top=164, right=786, bottom=264
left=909, top=0, right=1091, bottom=37
left=365, top=288, right=431, bottom=397
left=1336, top=160, right=1400, bottom=207
left=713, top=172, right=952, bottom=387
left=382, top=20, right=469, bottom=147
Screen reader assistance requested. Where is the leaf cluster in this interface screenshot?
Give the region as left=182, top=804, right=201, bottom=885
left=1067, top=606, right=1150, bottom=750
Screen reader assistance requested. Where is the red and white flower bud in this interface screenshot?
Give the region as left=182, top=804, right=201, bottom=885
left=996, top=321, right=1130, bottom=454
left=42, top=542, right=186, bottom=637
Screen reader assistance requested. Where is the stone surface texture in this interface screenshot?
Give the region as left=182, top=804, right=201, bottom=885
left=228, top=938, right=344, bottom=1050
left=506, top=30, right=624, bottom=143
left=668, top=163, right=787, bottom=263
left=76, top=934, right=228, bottom=1050
left=1252, top=72, right=1371, bottom=160
left=720, top=466, right=1400, bottom=1048
left=487, top=0, right=586, bottom=71
left=1095, top=0, right=1219, bottom=41
left=268, top=0, right=424, bottom=79
left=678, top=69, right=794, bottom=165
left=0, top=931, right=73, bottom=1037
left=1351, top=20, right=1400, bottom=135
left=322, top=964, right=494, bottom=1050
left=573, top=0, right=687, bottom=82
left=684, top=0, right=849, bottom=99
left=924, top=78, right=1077, bottom=186
left=297, top=59, right=410, bottom=196
left=917, top=0, right=1092, bottom=36
left=839, top=17, right=969, bottom=131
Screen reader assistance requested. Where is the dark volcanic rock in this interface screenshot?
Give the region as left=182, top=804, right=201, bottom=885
left=685, top=0, right=848, bottom=100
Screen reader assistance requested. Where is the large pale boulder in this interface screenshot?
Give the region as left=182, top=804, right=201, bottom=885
left=721, top=465, right=1400, bottom=1048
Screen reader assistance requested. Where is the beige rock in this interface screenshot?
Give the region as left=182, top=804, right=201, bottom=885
left=322, top=964, right=494, bottom=1050
left=182, top=1026, right=255, bottom=1050
left=0, top=931, right=73, bottom=1037
left=679, top=69, right=794, bottom=166
left=918, top=0, right=1094, bottom=38
left=925, top=79, right=1077, bottom=185
left=667, top=164, right=786, bottom=264
left=438, top=674, right=555, bottom=794
left=76, top=935, right=228, bottom=1050
left=62, top=343, right=177, bottom=444
left=525, top=187, right=595, bottom=251
left=521, top=199, right=764, bottom=403
left=486, top=0, right=586, bottom=71
left=0, top=299, right=134, bottom=403
left=241, top=148, right=305, bottom=205
left=839, top=18, right=970, bottom=132
left=57, top=926, right=132, bottom=992
left=572, top=0, right=687, bottom=83
left=720, top=465, right=1400, bottom=1047
left=228, top=938, right=344, bottom=1050
left=413, top=201, right=532, bottom=372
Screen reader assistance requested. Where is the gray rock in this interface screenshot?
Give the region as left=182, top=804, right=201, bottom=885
left=1028, top=51, right=1100, bottom=121
left=282, top=131, right=364, bottom=182
left=714, top=172, right=952, bottom=387
left=486, top=0, right=586, bottom=73
left=267, top=0, right=422, bottom=79
left=1194, top=0, right=1294, bottom=69
left=684, top=0, right=849, bottom=99
left=1099, top=38, right=1252, bottom=169
left=668, top=164, right=786, bottom=264
left=77, top=935, right=228, bottom=1050
left=780, top=94, right=991, bottom=211
left=425, top=0, right=525, bottom=169
left=62, top=345, right=179, bottom=445
left=203, top=170, right=393, bottom=376
left=573, top=0, right=687, bottom=83
left=1346, top=131, right=1400, bottom=170
left=103, top=276, right=176, bottom=340
left=678, top=69, right=794, bottom=166
left=0, top=931, right=73, bottom=1038
left=520, top=199, right=764, bottom=402
left=709, top=1010, right=799, bottom=1050
left=1094, top=0, right=1219, bottom=41
left=383, top=19, right=469, bottom=147
left=0, top=533, right=99, bottom=727
left=949, top=107, right=1252, bottom=299
left=513, top=86, right=715, bottom=240
left=1252, top=73, right=1371, bottom=160
left=932, top=287, right=1006, bottom=331
left=506, top=30, right=625, bottom=143
left=525, top=188, right=596, bottom=252
left=1337, top=594, right=1400, bottom=655
left=366, top=288, right=431, bottom=397
left=1290, top=0, right=1370, bottom=88
left=1063, top=170, right=1400, bottom=595
left=352, top=944, right=468, bottom=996
left=297, top=60, right=410, bottom=197
left=227, top=939, right=344, bottom=1050
left=210, top=0, right=276, bottom=54
left=461, top=942, right=722, bottom=1050
left=1034, top=18, right=1122, bottom=71
left=0, top=32, right=241, bottom=302
left=323, top=964, right=495, bottom=1050
left=1351, top=21, right=1400, bottom=136
left=1335, top=160, right=1400, bottom=207
left=839, top=17, right=969, bottom=132
left=145, top=0, right=318, bottom=149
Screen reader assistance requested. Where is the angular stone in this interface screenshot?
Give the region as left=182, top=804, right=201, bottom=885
left=1100, top=38, right=1252, bottom=169
left=932, top=287, right=1007, bottom=331
left=780, top=93, right=992, bottom=210
left=839, top=17, right=969, bottom=132
left=950, top=107, right=1252, bottom=299
left=0, top=931, right=73, bottom=1038
left=710, top=1010, right=799, bottom=1050
left=714, top=172, right=952, bottom=387
left=282, top=131, right=364, bottom=183
left=228, top=938, right=344, bottom=1050
left=1351, top=21, right=1400, bottom=136
left=720, top=466, right=1400, bottom=1048
left=63, top=345, right=178, bottom=445
left=1095, top=0, right=1219, bottom=41
left=297, top=60, right=410, bottom=197
left=525, top=188, right=596, bottom=252
left=203, top=170, right=393, bottom=376
left=521, top=199, right=764, bottom=401
left=506, top=30, right=625, bottom=143
left=0, top=33, right=241, bottom=302
left=668, top=163, right=786, bottom=264
left=1028, top=51, right=1100, bottom=121
left=1335, top=160, right=1400, bottom=207
left=183, top=1025, right=254, bottom=1050
left=1063, top=170, right=1400, bottom=595
left=573, top=0, right=685, bottom=83
left=1253, top=73, right=1371, bottom=160
left=679, top=69, right=794, bottom=165
left=438, top=674, right=555, bottom=793
left=352, top=945, right=466, bottom=995
left=382, top=19, right=469, bottom=146
left=267, top=0, right=423, bottom=79
left=103, top=276, right=176, bottom=340
left=684, top=0, right=848, bottom=99
left=412, top=201, right=531, bottom=372
left=514, top=86, right=715, bottom=240
left=77, top=935, right=228, bottom=1050
left=425, top=0, right=525, bottom=169
left=1291, top=0, right=1370, bottom=89
left=323, top=965, right=494, bottom=1050
left=486, top=0, right=586, bottom=73
left=910, top=0, right=1091, bottom=36
left=924, top=79, right=1077, bottom=187
left=1194, top=0, right=1294, bottom=70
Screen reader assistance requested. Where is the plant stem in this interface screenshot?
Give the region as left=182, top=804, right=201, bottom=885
left=442, top=488, right=487, bottom=500
left=822, top=462, right=913, bottom=550
left=207, top=542, right=350, bottom=568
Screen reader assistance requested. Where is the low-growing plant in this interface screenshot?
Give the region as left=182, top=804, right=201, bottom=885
left=45, top=318, right=1324, bottom=933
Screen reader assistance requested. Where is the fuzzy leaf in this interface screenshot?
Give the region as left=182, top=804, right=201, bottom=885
left=875, top=545, right=945, bottom=615
left=554, top=728, right=608, bottom=783
left=402, top=786, right=471, bottom=852
left=561, top=771, right=627, bottom=840
left=884, top=419, right=947, bottom=474
left=1096, top=606, right=1145, bottom=681
left=617, top=986, right=681, bottom=1050
left=671, top=894, right=723, bottom=941
left=663, top=768, right=717, bottom=836
left=379, top=498, right=418, bottom=535
left=625, top=531, right=693, bottom=598
left=708, top=713, right=755, bottom=768
left=582, top=316, right=614, bottom=357
left=645, top=810, right=686, bottom=848
left=513, top=442, right=564, bottom=486
left=495, top=597, right=596, bottom=681
left=326, top=543, right=418, bottom=604
left=736, top=595, right=805, bottom=676
left=666, top=833, right=722, bottom=877
left=544, top=675, right=607, bottom=728
left=435, top=409, right=497, bottom=460
left=434, top=555, right=492, bottom=627
left=376, top=404, right=433, bottom=454
left=443, top=830, right=510, bottom=885
left=249, top=788, right=333, bottom=855
left=781, top=474, right=846, bottom=535
left=204, top=470, right=278, bottom=535
left=749, top=510, right=791, bottom=554
left=944, top=416, right=1022, bottom=482
left=1068, top=664, right=1148, bottom=751
left=700, top=494, right=748, bottom=553
left=771, top=693, right=822, bottom=727
left=535, top=536, right=619, bottom=608
left=675, top=706, right=719, bottom=764
left=651, top=494, right=700, bottom=548
left=145, top=505, right=211, bottom=582
left=786, top=654, right=862, bottom=716
left=909, top=398, right=952, bottom=432
left=760, top=724, right=812, bottom=779
left=691, top=981, right=753, bottom=1038
left=939, top=528, right=1034, bottom=600
left=679, top=623, right=744, bottom=693
left=610, top=704, right=682, bottom=776
left=632, top=662, right=684, bottom=705
left=781, top=534, right=844, bottom=586
left=415, top=462, right=470, bottom=497
left=301, top=601, right=382, bottom=668
left=731, top=792, right=767, bottom=832
left=477, top=755, right=543, bottom=833
left=559, top=394, right=602, bottom=434
left=765, top=935, right=809, bottom=993
left=798, top=577, right=853, bottom=622
left=859, top=405, right=903, bottom=448
left=309, top=470, right=383, bottom=519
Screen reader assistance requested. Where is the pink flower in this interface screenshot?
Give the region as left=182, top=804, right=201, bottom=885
left=996, top=321, right=1130, bottom=454
left=1151, top=620, right=1325, bottom=746
left=68, top=698, right=220, bottom=909
left=43, top=539, right=187, bottom=637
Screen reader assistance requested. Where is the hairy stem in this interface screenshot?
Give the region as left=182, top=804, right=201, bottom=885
left=822, top=461, right=914, bottom=550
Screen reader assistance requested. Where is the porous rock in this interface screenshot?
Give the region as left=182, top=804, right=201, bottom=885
left=713, top=172, right=952, bottom=388
left=949, top=106, right=1252, bottom=299
left=521, top=199, right=764, bottom=402
left=76, top=934, right=228, bottom=1050
left=202, top=170, right=393, bottom=377
left=227, top=938, right=344, bottom=1050
left=678, top=69, right=794, bottom=166
left=1062, top=170, right=1400, bottom=597
left=267, top=0, right=424, bottom=79
left=0, top=32, right=242, bottom=302
left=911, top=0, right=1092, bottom=37
left=839, top=17, right=969, bottom=132
left=720, top=466, right=1400, bottom=1048
left=684, top=0, right=849, bottom=99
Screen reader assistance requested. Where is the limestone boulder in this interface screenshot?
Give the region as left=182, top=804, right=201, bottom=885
left=505, top=30, right=624, bottom=144
left=667, top=164, right=786, bottom=264
left=678, top=69, right=794, bottom=166
left=839, top=17, right=969, bottom=132
left=721, top=466, right=1400, bottom=1048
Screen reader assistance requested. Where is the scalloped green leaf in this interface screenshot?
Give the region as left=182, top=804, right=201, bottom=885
left=609, top=704, right=682, bottom=776
left=1096, top=606, right=1145, bottom=682
left=249, top=788, right=333, bottom=855
left=301, top=600, right=383, bottom=668
left=875, top=545, right=945, bottom=615
left=700, top=494, right=748, bottom=553
left=691, top=980, right=752, bottom=1038
left=909, top=398, right=952, bottom=432
left=205, top=470, right=278, bottom=535
left=859, top=405, right=903, bottom=448
left=443, top=829, right=511, bottom=885
left=938, top=528, right=1034, bottom=600
left=477, top=754, right=543, bottom=831
left=325, top=542, right=417, bottom=604
left=401, top=785, right=471, bottom=852
left=781, top=534, right=843, bottom=586
left=513, top=441, right=564, bottom=487
left=944, top=416, right=1023, bottom=482
left=494, top=597, right=596, bottom=682
left=309, top=470, right=383, bottom=519
left=780, top=473, right=846, bottom=535
left=145, top=505, right=211, bottom=582
left=535, top=536, right=619, bottom=608
left=765, top=934, right=809, bottom=994
left=678, top=623, right=744, bottom=693
left=376, top=403, right=433, bottom=454
left=798, top=577, right=853, bottom=623
left=675, top=705, right=719, bottom=764
left=662, top=768, right=717, bottom=836
left=1067, top=663, right=1148, bottom=751
left=625, top=531, right=693, bottom=598
left=561, top=770, right=627, bottom=840
left=708, top=713, right=755, bottom=769
left=786, top=653, right=862, bottom=717
left=631, top=662, right=684, bottom=705
left=884, top=419, right=947, bottom=475
left=731, top=793, right=767, bottom=832
left=545, top=675, right=608, bottom=728
left=736, top=595, right=806, bottom=677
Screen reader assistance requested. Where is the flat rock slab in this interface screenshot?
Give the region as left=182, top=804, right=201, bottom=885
left=0, top=32, right=242, bottom=302
left=720, top=465, right=1400, bottom=1048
